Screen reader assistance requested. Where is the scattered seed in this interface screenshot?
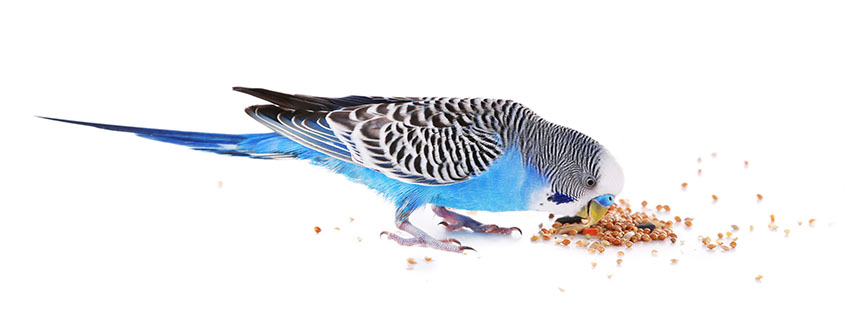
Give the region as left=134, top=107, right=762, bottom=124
left=407, top=258, right=416, bottom=265
left=607, top=274, right=613, bottom=279
left=663, top=205, right=671, bottom=211
left=641, top=200, right=648, bottom=207
left=549, top=213, right=555, bottom=219
left=592, top=262, right=597, bottom=268
left=541, top=234, right=551, bottom=241
left=334, top=227, right=340, bottom=231
left=651, top=249, right=658, bottom=256
left=617, top=251, right=625, bottom=257
left=637, top=222, right=656, bottom=232
left=697, top=157, right=702, bottom=163
left=749, top=225, right=754, bottom=231
left=711, top=194, right=718, bottom=201
left=530, top=235, right=539, bottom=242
left=558, top=287, right=565, bottom=292
left=670, top=258, right=679, bottom=264
left=349, top=217, right=355, bottom=222
left=685, top=220, right=693, bottom=227
left=770, top=214, right=775, bottom=222
left=731, top=224, right=739, bottom=231
left=730, top=241, right=737, bottom=248
left=698, top=169, right=702, bottom=175
left=717, top=233, right=724, bottom=239
left=744, top=160, right=749, bottom=168
left=797, top=221, right=803, bottom=226
left=809, top=219, right=816, bottom=225
left=711, top=152, right=717, bottom=158
left=707, top=244, right=716, bottom=250
left=755, top=275, right=763, bottom=281
left=681, top=182, right=688, bottom=189
left=721, top=245, right=730, bottom=251
left=784, top=229, right=790, bottom=236
left=425, top=257, right=432, bottom=262
left=768, top=224, right=778, bottom=231
left=726, top=231, right=732, bottom=237
left=314, top=226, right=322, bottom=234
left=757, top=194, right=763, bottom=201
left=675, top=216, right=682, bottom=222
left=616, top=259, right=623, bottom=265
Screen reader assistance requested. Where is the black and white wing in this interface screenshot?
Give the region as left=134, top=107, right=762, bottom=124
left=237, top=87, right=522, bottom=185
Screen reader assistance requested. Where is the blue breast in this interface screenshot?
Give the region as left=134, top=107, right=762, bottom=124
left=303, top=144, right=543, bottom=213
left=428, top=148, right=544, bottom=212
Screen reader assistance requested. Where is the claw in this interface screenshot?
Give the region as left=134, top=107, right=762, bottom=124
left=438, top=221, right=449, bottom=227
left=511, top=227, right=523, bottom=235
left=443, top=238, right=462, bottom=245
left=460, top=246, right=477, bottom=252
left=379, top=231, right=389, bottom=239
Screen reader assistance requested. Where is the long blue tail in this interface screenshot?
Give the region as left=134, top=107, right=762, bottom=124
left=39, top=116, right=306, bottom=159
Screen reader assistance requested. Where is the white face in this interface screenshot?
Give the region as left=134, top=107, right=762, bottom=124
left=527, top=150, right=625, bottom=215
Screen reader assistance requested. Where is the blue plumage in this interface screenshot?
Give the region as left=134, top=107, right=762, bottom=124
left=41, top=87, right=625, bottom=253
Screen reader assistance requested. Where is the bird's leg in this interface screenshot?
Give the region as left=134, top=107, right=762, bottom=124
left=380, top=220, right=474, bottom=253
left=433, top=206, right=522, bottom=235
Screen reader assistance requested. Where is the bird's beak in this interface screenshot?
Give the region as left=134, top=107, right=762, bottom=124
left=576, top=194, right=615, bottom=226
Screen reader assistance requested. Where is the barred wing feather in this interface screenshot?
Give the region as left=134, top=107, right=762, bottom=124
left=245, top=93, right=513, bottom=186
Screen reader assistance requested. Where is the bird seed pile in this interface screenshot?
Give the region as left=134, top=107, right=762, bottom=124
left=531, top=200, right=693, bottom=252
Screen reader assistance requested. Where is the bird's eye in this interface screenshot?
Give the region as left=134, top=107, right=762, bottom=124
left=583, top=174, right=597, bottom=187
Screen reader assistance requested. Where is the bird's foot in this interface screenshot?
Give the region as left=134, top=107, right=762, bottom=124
left=433, top=206, right=522, bottom=235
left=380, top=221, right=474, bottom=253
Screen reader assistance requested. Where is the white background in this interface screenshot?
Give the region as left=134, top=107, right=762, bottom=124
left=2, top=0, right=849, bottom=313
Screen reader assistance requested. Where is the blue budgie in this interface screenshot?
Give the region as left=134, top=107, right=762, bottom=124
left=42, top=87, right=624, bottom=252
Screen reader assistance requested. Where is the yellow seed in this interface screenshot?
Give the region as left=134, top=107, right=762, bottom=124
left=784, top=229, right=790, bottom=236
left=768, top=224, right=778, bottom=231
left=721, top=245, right=730, bottom=251
left=726, top=231, right=732, bottom=237
left=809, top=219, right=816, bottom=225
left=749, top=225, right=754, bottom=231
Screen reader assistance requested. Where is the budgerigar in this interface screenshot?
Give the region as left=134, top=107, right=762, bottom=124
left=42, top=87, right=624, bottom=252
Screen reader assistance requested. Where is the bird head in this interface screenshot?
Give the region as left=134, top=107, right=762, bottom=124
left=534, top=147, right=624, bottom=225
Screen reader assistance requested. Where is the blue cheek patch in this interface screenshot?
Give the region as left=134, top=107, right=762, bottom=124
left=594, top=194, right=615, bottom=207
left=548, top=193, right=576, bottom=204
